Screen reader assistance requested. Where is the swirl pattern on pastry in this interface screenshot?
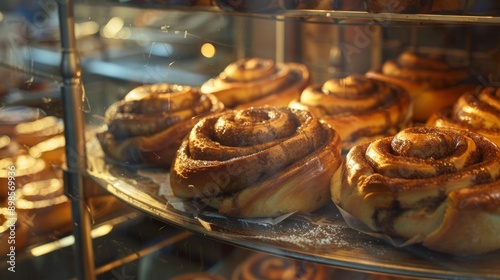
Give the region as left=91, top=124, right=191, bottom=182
left=427, top=86, right=500, bottom=146
left=366, top=51, right=475, bottom=122
left=201, top=58, right=310, bottom=109
left=234, top=253, right=328, bottom=280
left=97, top=84, right=224, bottom=166
left=331, top=126, right=500, bottom=256
left=289, top=74, right=412, bottom=152
left=170, top=106, right=342, bottom=218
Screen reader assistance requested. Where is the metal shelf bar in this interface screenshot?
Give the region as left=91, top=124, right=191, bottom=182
left=57, top=0, right=96, bottom=279
left=79, top=1, right=500, bottom=25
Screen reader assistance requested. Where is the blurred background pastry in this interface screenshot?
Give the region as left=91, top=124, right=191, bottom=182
left=366, top=51, right=476, bottom=123
left=0, top=207, right=28, bottom=255
left=0, top=154, right=53, bottom=201
left=15, top=177, right=72, bottom=236
left=289, top=74, right=412, bottom=152
left=0, top=106, right=64, bottom=148
left=232, top=252, right=331, bottom=280
left=201, top=58, right=310, bottom=109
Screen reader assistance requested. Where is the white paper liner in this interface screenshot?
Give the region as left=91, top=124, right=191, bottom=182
left=137, top=170, right=298, bottom=228
left=334, top=202, right=424, bottom=248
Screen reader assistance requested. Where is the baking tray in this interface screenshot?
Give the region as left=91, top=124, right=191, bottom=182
left=86, top=137, right=500, bottom=279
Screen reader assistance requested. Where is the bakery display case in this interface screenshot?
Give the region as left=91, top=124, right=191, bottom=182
left=1, top=0, right=500, bottom=279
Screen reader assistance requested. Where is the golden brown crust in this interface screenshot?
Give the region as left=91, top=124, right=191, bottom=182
left=427, top=86, right=500, bottom=147
left=201, top=58, right=310, bottom=109
left=289, top=74, right=412, bottom=152
left=366, top=51, right=474, bottom=123
left=97, top=84, right=224, bottom=166
left=170, top=106, right=342, bottom=218
left=331, top=126, right=500, bottom=256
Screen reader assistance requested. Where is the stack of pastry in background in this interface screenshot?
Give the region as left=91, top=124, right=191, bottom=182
left=0, top=105, right=127, bottom=254
left=0, top=106, right=67, bottom=252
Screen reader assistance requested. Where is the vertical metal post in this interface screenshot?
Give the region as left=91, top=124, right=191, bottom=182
left=57, top=0, right=96, bottom=279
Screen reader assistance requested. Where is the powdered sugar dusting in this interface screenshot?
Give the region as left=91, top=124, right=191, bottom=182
left=248, top=223, right=350, bottom=250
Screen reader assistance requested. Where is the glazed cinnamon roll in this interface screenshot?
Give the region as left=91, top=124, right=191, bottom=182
left=201, top=58, right=310, bottom=109
left=170, top=106, right=342, bottom=218
left=427, top=86, right=500, bottom=146
left=289, top=74, right=412, bottom=153
left=233, top=253, right=329, bottom=280
left=97, top=83, right=224, bottom=166
left=366, top=51, right=475, bottom=122
left=332, top=126, right=500, bottom=256
left=0, top=106, right=64, bottom=147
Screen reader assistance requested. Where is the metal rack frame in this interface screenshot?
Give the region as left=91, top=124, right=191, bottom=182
left=57, top=1, right=95, bottom=279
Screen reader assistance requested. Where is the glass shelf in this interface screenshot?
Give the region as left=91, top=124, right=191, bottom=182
left=86, top=138, right=500, bottom=280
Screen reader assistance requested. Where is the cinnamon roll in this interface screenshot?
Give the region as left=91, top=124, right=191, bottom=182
left=201, top=58, right=310, bottom=109
left=233, top=253, right=329, bottom=280
left=332, top=126, right=500, bottom=256
left=427, top=86, right=500, bottom=147
left=0, top=106, right=64, bottom=147
left=289, top=74, right=412, bottom=153
left=366, top=51, right=475, bottom=123
left=97, top=83, right=224, bottom=166
left=170, top=106, right=342, bottom=218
